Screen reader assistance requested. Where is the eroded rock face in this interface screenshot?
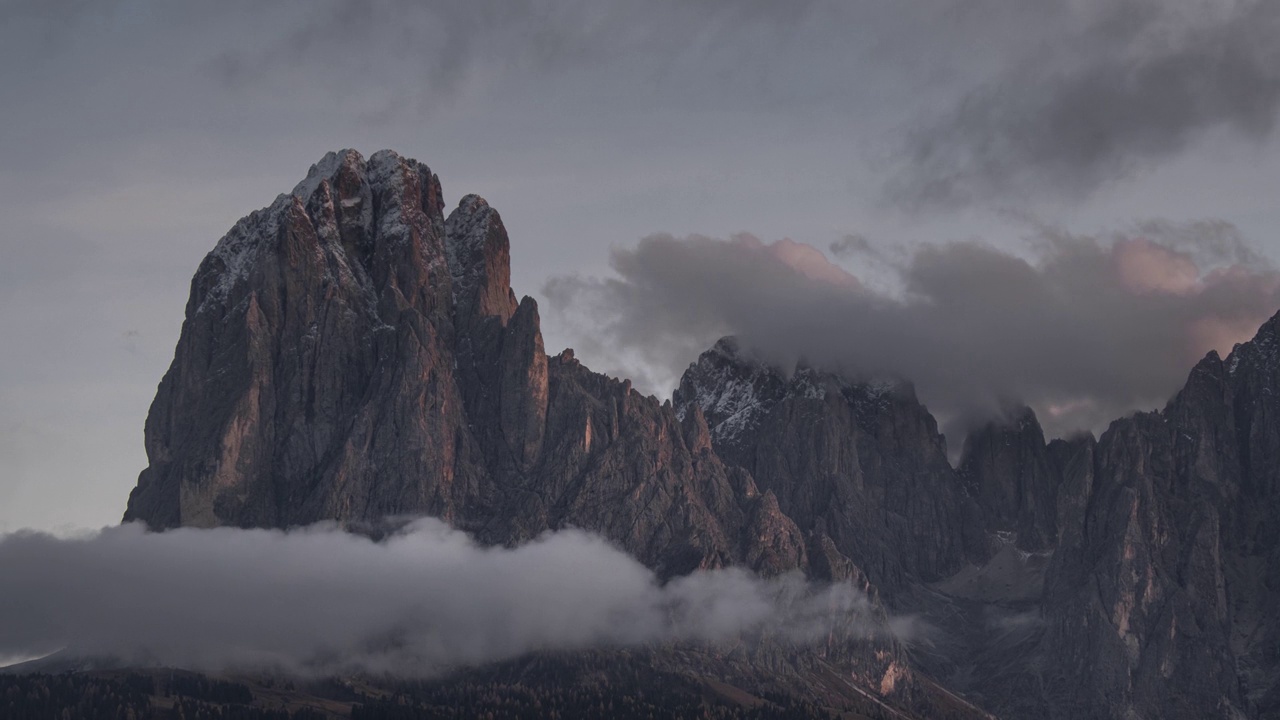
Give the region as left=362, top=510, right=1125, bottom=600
left=1035, top=320, right=1280, bottom=720
left=124, top=149, right=781, bottom=580
left=675, top=343, right=990, bottom=594
left=125, top=150, right=482, bottom=529
left=124, top=149, right=1280, bottom=720
left=123, top=148, right=929, bottom=714
left=957, top=407, right=1061, bottom=551
left=675, top=318, right=1280, bottom=718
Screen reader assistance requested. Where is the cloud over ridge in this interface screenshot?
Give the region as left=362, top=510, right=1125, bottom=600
left=546, top=222, right=1280, bottom=438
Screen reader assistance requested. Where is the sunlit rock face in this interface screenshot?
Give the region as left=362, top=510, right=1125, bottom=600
left=125, top=150, right=477, bottom=530
left=1038, top=316, right=1280, bottom=720
left=673, top=288, right=1280, bottom=719
left=123, top=149, right=801, bottom=580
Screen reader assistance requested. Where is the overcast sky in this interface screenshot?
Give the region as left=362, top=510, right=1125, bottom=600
left=3, top=0, right=1280, bottom=532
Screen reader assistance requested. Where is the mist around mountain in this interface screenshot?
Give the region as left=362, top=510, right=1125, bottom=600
left=4, top=150, right=1280, bottom=719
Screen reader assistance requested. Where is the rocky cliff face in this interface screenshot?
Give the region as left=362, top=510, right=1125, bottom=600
left=1034, top=320, right=1280, bottom=720
left=125, top=149, right=1280, bottom=720
left=125, top=150, right=481, bottom=529
left=674, top=299, right=1280, bottom=718
left=905, top=317, right=1280, bottom=720
left=957, top=407, right=1061, bottom=551
left=674, top=339, right=992, bottom=595
left=123, top=149, right=945, bottom=716
left=125, top=149, right=796, bottom=580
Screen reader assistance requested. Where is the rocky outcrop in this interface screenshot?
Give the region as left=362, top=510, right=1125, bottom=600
left=676, top=344, right=991, bottom=594
left=957, top=407, right=1061, bottom=550
left=1033, top=318, right=1280, bottom=720
left=1039, top=409, right=1241, bottom=718
left=124, top=150, right=485, bottom=529
left=674, top=310, right=1280, bottom=719
left=122, top=148, right=940, bottom=716
left=124, top=149, right=783, bottom=581
left=674, top=337, right=789, bottom=465
left=123, top=148, right=1280, bottom=720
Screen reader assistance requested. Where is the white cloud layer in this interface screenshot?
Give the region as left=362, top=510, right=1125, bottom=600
left=0, top=520, right=875, bottom=676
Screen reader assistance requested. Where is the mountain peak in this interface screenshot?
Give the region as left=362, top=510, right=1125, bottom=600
left=445, top=193, right=517, bottom=327
left=291, top=148, right=366, bottom=200
left=118, top=149, right=1280, bottom=720
left=957, top=404, right=1058, bottom=550
left=673, top=336, right=788, bottom=448
left=1223, top=307, right=1280, bottom=377
left=124, top=148, right=788, bottom=581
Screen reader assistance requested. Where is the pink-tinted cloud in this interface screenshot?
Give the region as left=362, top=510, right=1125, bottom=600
left=546, top=221, right=1280, bottom=438
left=1113, top=238, right=1200, bottom=296
left=766, top=238, right=862, bottom=289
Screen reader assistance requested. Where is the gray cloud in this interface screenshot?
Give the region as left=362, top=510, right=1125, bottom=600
left=889, top=0, right=1280, bottom=208
left=201, top=0, right=826, bottom=106
left=828, top=234, right=876, bottom=259
left=545, top=223, right=1280, bottom=438
left=0, top=520, right=875, bottom=676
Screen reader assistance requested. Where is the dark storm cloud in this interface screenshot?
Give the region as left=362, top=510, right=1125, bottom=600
left=545, top=223, right=1280, bottom=437
left=890, top=0, right=1280, bottom=207
left=0, top=520, right=875, bottom=675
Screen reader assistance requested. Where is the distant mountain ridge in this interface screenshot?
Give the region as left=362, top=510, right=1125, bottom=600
left=121, top=149, right=1280, bottom=720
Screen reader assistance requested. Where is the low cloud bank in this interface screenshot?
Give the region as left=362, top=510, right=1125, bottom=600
left=545, top=222, right=1280, bottom=438
left=0, top=520, right=874, bottom=676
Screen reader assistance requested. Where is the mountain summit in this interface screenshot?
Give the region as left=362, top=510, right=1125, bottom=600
left=123, top=150, right=1280, bottom=720
left=126, top=149, right=770, bottom=578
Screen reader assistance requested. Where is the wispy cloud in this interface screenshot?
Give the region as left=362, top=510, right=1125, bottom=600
left=888, top=0, right=1280, bottom=208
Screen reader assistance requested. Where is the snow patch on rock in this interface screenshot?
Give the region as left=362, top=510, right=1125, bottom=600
left=293, top=150, right=353, bottom=201
left=198, top=194, right=292, bottom=314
